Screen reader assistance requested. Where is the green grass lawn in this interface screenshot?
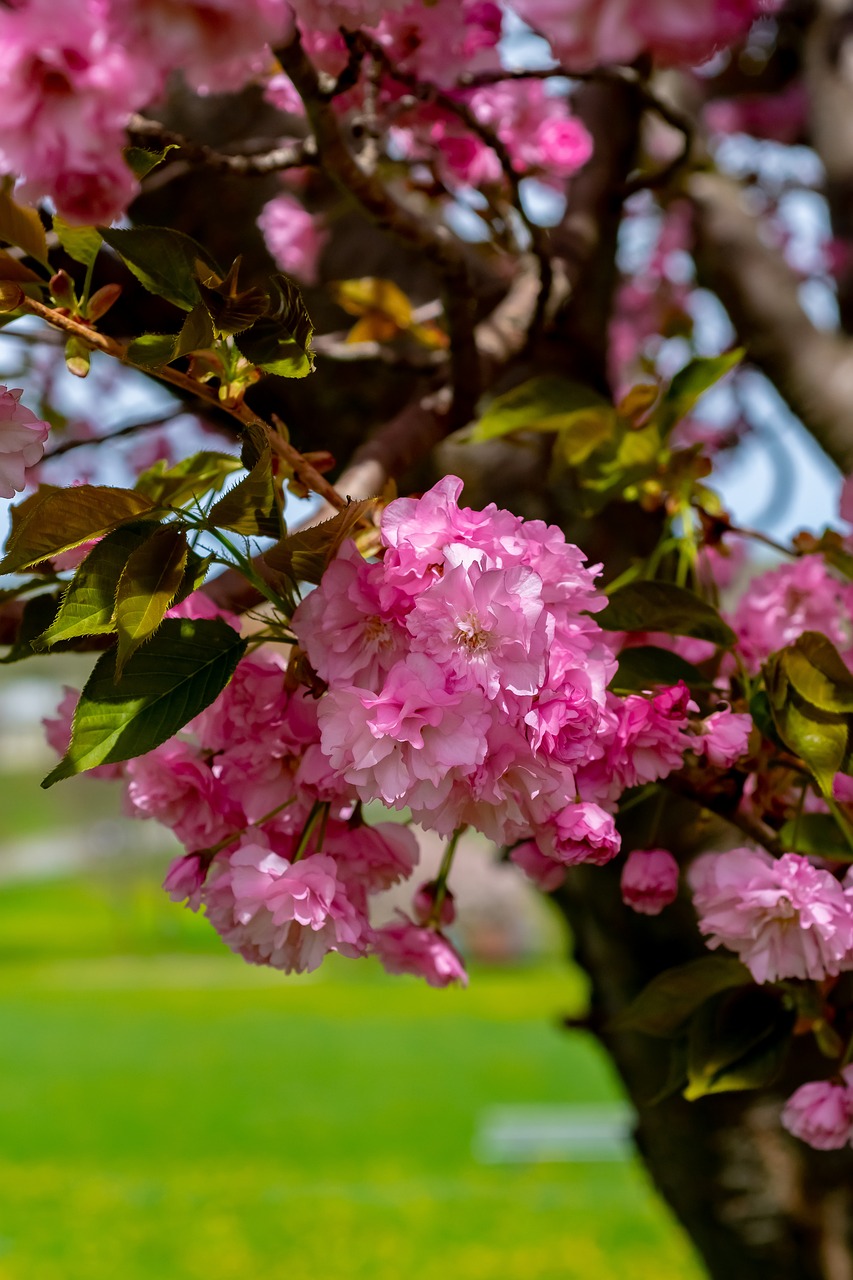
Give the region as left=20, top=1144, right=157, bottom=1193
left=0, top=833, right=706, bottom=1279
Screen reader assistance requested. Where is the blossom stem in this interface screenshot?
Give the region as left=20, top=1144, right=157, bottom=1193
left=826, top=797, right=853, bottom=860
left=202, top=796, right=299, bottom=859
left=428, top=826, right=465, bottom=928
left=292, top=800, right=327, bottom=862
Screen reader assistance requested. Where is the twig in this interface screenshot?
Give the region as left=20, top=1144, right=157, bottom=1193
left=42, top=409, right=185, bottom=460
left=275, top=27, right=482, bottom=428
left=127, top=114, right=318, bottom=176
left=348, top=30, right=554, bottom=338
left=664, top=775, right=786, bottom=858
left=16, top=295, right=345, bottom=510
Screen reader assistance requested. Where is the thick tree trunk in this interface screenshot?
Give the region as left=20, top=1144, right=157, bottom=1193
left=555, top=863, right=853, bottom=1280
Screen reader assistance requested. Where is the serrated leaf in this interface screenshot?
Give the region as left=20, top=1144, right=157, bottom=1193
left=1, top=486, right=157, bottom=574
left=778, top=813, right=853, bottom=861
left=177, top=302, right=215, bottom=355
left=208, top=423, right=280, bottom=538
left=124, top=144, right=179, bottom=180
left=114, top=526, right=189, bottom=678
left=196, top=257, right=269, bottom=337
left=656, top=350, right=743, bottom=435
left=768, top=691, right=848, bottom=796
left=53, top=218, right=101, bottom=268
left=42, top=617, right=246, bottom=786
left=609, top=645, right=708, bottom=694
left=612, top=956, right=751, bottom=1037
left=134, top=451, right=243, bottom=507
left=0, top=594, right=59, bottom=663
left=597, top=581, right=736, bottom=647
left=171, top=549, right=212, bottom=608
left=235, top=273, right=314, bottom=377
left=683, top=986, right=793, bottom=1100
left=99, top=225, right=220, bottom=312
left=779, top=631, right=853, bottom=714
left=469, top=376, right=613, bottom=443
left=0, top=185, right=48, bottom=266
left=127, top=332, right=180, bottom=367
left=264, top=499, right=371, bottom=585
left=34, top=524, right=155, bottom=647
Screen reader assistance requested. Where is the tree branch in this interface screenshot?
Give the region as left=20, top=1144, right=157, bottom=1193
left=127, top=114, right=318, bottom=175
left=690, top=169, right=853, bottom=473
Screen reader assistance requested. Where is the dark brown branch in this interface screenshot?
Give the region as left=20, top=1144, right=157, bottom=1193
left=347, top=30, right=554, bottom=337
left=127, top=114, right=318, bottom=175
left=275, top=27, right=483, bottom=428
left=690, top=169, right=853, bottom=474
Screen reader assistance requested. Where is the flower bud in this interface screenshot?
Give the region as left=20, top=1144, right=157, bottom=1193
left=620, top=848, right=679, bottom=915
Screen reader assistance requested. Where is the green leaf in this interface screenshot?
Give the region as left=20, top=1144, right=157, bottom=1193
left=656, top=350, right=743, bottom=435
left=612, top=956, right=752, bottom=1038
left=171, top=549, right=212, bottom=608
left=683, top=986, right=794, bottom=1100
left=42, top=617, right=246, bottom=786
left=0, top=594, right=59, bottom=663
left=778, top=631, right=853, bottom=714
left=468, top=376, right=614, bottom=443
left=609, top=645, right=708, bottom=694
left=208, top=423, right=281, bottom=539
left=127, top=332, right=180, bottom=368
left=597, top=581, right=736, bottom=647
left=264, top=499, right=371, bottom=585
left=34, top=524, right=155, bottom=647
left=0, top=184, right=49, bottom=267
left=123, top=144, right=179, bottom=180
left=778, top=813, right=853, bottom=861
left=196, top=258, right=269, bottom=337
left=235, top=273, right=314, bottom=377
left=114, top=526, right=189, bottom=678
left=134, top=451, right=243, bottom=507
left=768, top=692, right=848, bottom=796
left=126, top=305, right=216, bottom=369
left=99, top=226, right=221, bottom=312
left=1, top=486, right=157, bottom=574
left=177, top=302, right=215, bottom=355
left=53, top=218, right=101, bottom=269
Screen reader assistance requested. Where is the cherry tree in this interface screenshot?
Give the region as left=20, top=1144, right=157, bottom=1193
left=3, top=1, right=853, bottom=1276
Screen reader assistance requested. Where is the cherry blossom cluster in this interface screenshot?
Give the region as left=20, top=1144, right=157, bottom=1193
left=0, top=0, right=294, bottom=222
left=292, top=476, right=733, bottom=892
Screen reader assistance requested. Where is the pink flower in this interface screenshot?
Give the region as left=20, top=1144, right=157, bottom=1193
left=257, top=193, right=328, bottom=284
left=0, top=387, right=50, bottom=498
left=125, top=741, right=242, bottom=850
left=534, top=116, right=593, bottom=176
left=203, top=839, right=368, bottom=973
left=729, top=557, right=853, bottom=675
left=510, top=840, right=566, bottom=891
left=372, top=915, right=467, bottom=987
left=621, top=848, right=679, bottom=915
left=781, top=1069, right=853, bottom=1151
left=162, top=853, right=207, bottom=910
left=689, top=847, right=853, bottom=983
left=542, top=801, right=621, bottom=867
left=694, top=708, right=752, bottom=769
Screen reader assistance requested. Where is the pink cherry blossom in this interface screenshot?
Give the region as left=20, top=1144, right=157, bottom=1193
left=621, top=848, right=679, bottom=915
left=693, top=709, right=753, bottom=769
left=0, top=387, right=50, bottom=499
left=781, top=1068, right=853, bottom=1151
left=162, top=853, right=207, bottom=910
left=257, top=192, right=328, bottom=284
left=541, top=801, right=621, bottom=867
left=729, top=556, right=853, bottom=675
left=689, top=847, right=853, bottom=983
left=372, top=914, right=467, bottom=987
left=510, top=840, right=566, bottom=892
left=203, top=839, right=368, bottom=972
left=125, top=741, right=242, bottom=851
